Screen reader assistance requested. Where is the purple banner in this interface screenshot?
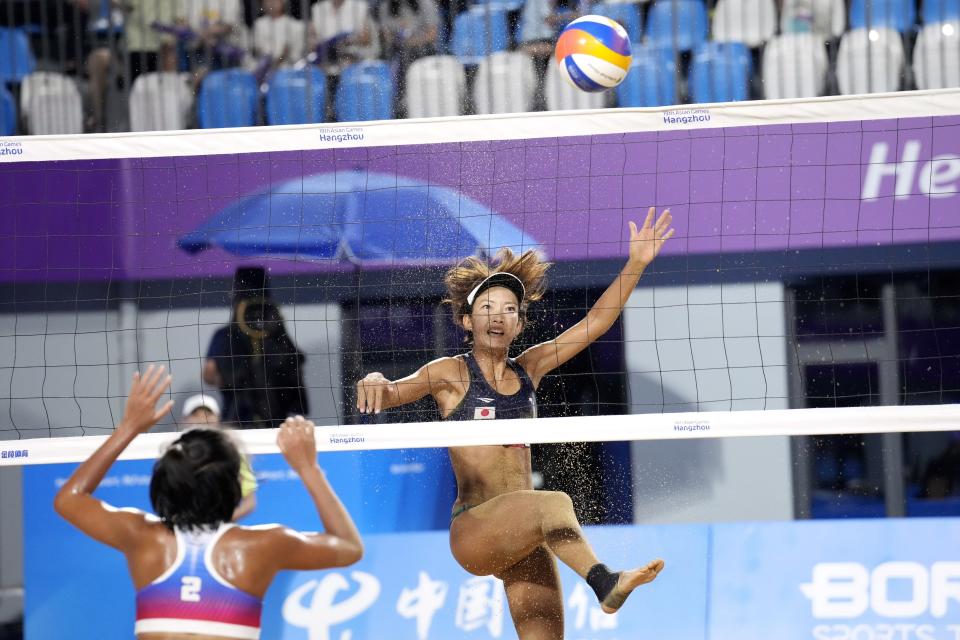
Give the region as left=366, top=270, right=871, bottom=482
left=2, top=116, right=959, bottom=283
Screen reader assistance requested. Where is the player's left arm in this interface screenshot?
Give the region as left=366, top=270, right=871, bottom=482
left=518, top=207, right=674, bottom=387
left=54, top=366, right=174, bottom=552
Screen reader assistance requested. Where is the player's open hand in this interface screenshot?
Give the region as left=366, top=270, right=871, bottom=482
left=628, top=207, right=674, bottom=269
left=119, top=365, right=173, bottom=436
left=356, top=372, right=391, bottom=414
left=277, top=415, right=319, bottom=473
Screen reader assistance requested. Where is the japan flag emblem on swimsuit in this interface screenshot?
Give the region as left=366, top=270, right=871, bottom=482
left=474, top=407, right=496, bottom=419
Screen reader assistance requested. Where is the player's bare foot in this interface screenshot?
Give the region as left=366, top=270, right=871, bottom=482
left=600, top=559, right=665, bottom=614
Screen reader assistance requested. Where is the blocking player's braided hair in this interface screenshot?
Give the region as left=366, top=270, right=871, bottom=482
left=150, top=428, right=242, bottom=530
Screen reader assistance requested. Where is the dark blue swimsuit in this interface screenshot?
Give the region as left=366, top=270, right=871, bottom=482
left=445, top=352, right=538, bottom=421
left=446, top=352, right=538, bottom=522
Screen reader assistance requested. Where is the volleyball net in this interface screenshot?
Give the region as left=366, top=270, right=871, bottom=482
left=3, top=89, right=960, bottom=465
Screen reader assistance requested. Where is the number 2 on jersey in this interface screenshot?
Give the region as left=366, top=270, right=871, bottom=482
left=180, top=576, right=202, bottom=602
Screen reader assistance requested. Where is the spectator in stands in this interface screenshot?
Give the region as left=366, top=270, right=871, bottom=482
left=123, top=0, right=180, bottom=82
left=379, top=0, right=439, bottom=63
left=779, top=0, right=845, bottom=41
left=203, top=267, right=310, bottom=430
left=75, top=0, right=180, bottom=132
left=247, top=0, right=307, bottom=25
left=434, top=0, right=468, bottom=48
left=177, top=0, right=247, bottom=76
left=379, top=0, right=440, bottom=116
left=55, top=0, right=94, bottom=77
left=253, top=0, right=307, bottom=76
left=519, top=0, right=581, bottom=59
left=57, top=0, right=127, bottom=132
left=64, top=0, right=110, bottom=132
left=519, top=0, right=585, bottom=109
left=308, top=0, right=380, bottom=74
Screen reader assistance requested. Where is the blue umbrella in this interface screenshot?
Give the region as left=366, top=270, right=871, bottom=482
left=178, top=170, right=541, bottom=263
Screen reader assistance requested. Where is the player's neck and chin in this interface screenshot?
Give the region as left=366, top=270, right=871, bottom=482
left=470, top=341, right=512, bottom=365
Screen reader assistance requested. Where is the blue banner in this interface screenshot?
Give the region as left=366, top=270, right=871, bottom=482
left=261, top=525, right=706, bottom=640
left=709, top=519, right=960, bottom=640
left=22, top=454, right=960, bottom=639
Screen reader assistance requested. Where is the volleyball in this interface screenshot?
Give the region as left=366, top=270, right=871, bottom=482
left=555, top=15, right=633, bottom=93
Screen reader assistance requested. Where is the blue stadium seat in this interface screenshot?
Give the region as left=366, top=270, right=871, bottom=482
left=689, top=42, right=752, bottom=103
left=646, top=0, right=709, bottom=52
left=451, top=7, right=510, bottom=64
left=0, top=86, right=15, bottom=135
left=266, top=67, right=327, bottom=125
left=0, top=27, right=37, bottom=84
left=335, top=61, right=394, bottom=122
left=592, top=2, right=643, bottom=43
left=198, top=69, right=259, bottom=129
left=849, top=0, right=917, bottom=33
left=616, top=48, right=679, bottom=106
left=922, top=0, right=960, bottom=23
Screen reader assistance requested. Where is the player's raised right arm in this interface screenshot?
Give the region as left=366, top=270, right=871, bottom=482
left=54, top=366, right=173, bottom=551
left=356, top=360, right=446, bottom=414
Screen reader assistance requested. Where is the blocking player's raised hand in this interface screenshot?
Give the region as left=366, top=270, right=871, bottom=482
left=119, top=365, right=173, bottom=436
left=277, top=415, right=319, bottom=473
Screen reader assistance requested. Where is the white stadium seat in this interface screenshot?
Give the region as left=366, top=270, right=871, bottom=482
left=129, top=72, right=194, bottom=132
left=473, top=52, right=536, bottom=115
left=405, top=56, right=467, bottom=118
left=713, top=0, right=778, bottom=47
left=20, top=72, right=83, bottom=135
left=544, top=61, right=608, bottom=111
left=836, top=28, right=904, bottom=94
left=913, top=21, right=960, bottom=90
left=762, top=33, right=829, bottom=99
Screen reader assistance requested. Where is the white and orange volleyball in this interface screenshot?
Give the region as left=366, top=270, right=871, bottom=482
left=555, top=15, right=632, bottom=92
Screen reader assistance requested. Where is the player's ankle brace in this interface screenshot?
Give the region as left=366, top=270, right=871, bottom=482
left=586, top=563, right=619, bottom=602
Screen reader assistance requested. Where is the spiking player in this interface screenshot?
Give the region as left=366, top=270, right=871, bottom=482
left=357, top=207, right=673, bottom=639
left=55, top=366, right=363, bottom=639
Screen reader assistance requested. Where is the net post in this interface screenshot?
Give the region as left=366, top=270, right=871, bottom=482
left=880, top=283, right=906, bottom=517
left=785, top=287, right=812, bottom=519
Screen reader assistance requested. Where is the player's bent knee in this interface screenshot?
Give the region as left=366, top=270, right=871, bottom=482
left=542, top=490, right=574, bottom=513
